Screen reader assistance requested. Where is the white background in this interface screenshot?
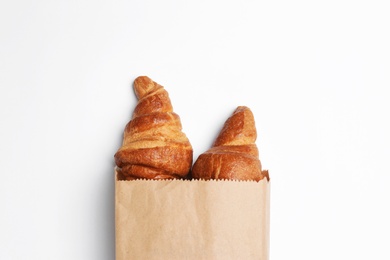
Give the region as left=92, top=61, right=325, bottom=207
left=1, top=0, right=389, bottom=259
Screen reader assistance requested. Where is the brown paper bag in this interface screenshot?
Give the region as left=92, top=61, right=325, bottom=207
left=115, top=169, right=270, bottom=260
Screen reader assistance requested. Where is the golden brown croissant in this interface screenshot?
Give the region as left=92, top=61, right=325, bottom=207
left=191, top=106, right=269, bottom=181
left=114, top=76, right=193, bottom=180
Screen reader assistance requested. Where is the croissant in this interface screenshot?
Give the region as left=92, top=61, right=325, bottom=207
left=191, top=106, right=269, bottom=181
left=114, top=76, right=193, bottom=180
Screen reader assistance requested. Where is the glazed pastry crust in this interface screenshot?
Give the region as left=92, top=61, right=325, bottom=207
left=115, top=76, right=193, bottom=180
left=192, top=106, right=268, bottom=181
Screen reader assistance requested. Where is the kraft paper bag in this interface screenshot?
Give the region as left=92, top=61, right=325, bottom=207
left=115, top=169, right=270, bottom=260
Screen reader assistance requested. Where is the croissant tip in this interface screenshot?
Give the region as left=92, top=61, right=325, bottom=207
left=133, top=76, right=156, bottom=99
left=234, top=106, right=251, bottom=113
left=233, top=106, right=255, bottom=122
left=212, top=105, right=257, bottom=147
left=134, top=75, right=151, bottom=82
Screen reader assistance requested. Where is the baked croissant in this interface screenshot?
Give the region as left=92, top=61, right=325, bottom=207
left=191, top=106, right=269, bottom=181
left=114, top=76, right=193, bottom=180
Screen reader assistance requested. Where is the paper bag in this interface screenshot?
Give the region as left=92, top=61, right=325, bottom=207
left=115, top=170, right=270, bottom=260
